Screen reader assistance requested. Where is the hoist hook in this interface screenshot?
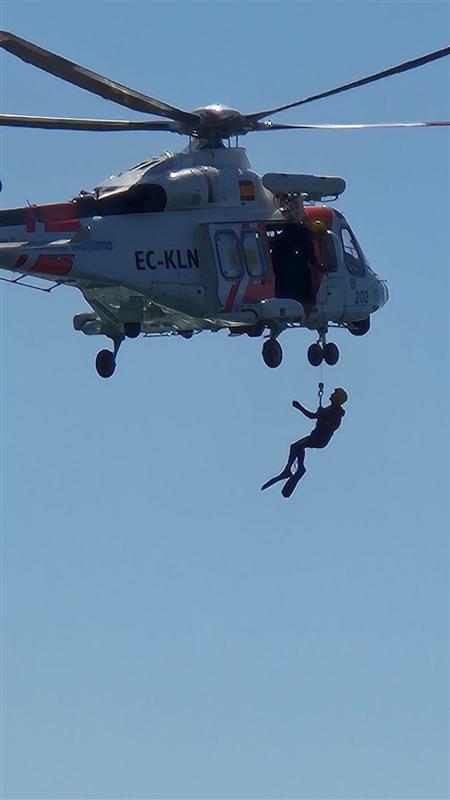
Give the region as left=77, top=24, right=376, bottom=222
left=318, top=381, right=324, bottom=407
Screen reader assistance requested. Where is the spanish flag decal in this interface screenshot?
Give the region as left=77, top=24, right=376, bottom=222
left=239, top=180, right=255, bottom=202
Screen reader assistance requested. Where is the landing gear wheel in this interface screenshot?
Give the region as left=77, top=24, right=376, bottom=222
left=323, top=342, right=340, bottom=366
left=307, top=343, right=324, bottom=367
left=123, top=322, right=141, bottom=339
left=247, top=322, right=265, bottom=338
left=262, top=339, right=283, bottom=368
left=96, top=349, right=116, bottom=378
left=349, top=318, right=370, bottom=336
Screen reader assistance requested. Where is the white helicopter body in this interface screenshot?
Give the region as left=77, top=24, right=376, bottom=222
left=0, top=32, right=447, bottom=377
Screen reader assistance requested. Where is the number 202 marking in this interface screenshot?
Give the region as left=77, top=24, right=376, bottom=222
left=355, top=290, right=369, bottom=304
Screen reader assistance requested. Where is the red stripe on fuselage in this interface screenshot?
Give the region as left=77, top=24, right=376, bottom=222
left=242, top=276, right=276, bottom=304
left=224, top=282, right=240, bottom=312
left=25, top=208, right=36, bottom=233
left=44, top=218, right=81, bottom=232
left=5, top=203, right=81, bottom=233
left=40, top=203, right=81, bottom=232
left=30, top=254, right=74, bottom=276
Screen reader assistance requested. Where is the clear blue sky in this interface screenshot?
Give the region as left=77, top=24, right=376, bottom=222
left=1, top=2, right=449, bottom=798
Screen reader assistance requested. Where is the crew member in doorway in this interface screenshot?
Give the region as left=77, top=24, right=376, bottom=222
left=271, top=223, right=316, bottom=305
left=261, top=388, right=348, bottom=498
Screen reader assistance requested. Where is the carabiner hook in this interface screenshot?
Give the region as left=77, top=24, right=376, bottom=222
left=318, top=381, right=324, bottom=407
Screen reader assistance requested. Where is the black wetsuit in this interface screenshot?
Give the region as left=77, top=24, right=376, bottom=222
left=261, top=403, right=345, bottom=496
left=301, top=404, right=345, bottom=449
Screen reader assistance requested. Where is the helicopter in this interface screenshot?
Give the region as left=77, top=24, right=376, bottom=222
left=0, top=32, right=449, bottom=378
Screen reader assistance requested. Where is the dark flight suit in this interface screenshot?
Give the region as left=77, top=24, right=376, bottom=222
left=261, top=404, right=345, bottom=497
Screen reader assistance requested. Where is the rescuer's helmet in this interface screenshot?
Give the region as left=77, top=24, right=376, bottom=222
left=331, top=388, right=348, bottom=405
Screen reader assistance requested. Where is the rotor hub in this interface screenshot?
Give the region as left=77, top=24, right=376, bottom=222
left=192, top=104, right=248, bottom=141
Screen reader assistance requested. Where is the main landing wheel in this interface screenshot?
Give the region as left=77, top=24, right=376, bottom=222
left=323, top=342, right=340, bottom=366
left=262, top=338, right=283, bottom=368
left=307, top=343, right=323, bottom=367
left=96, top=349, right=116, bottom=378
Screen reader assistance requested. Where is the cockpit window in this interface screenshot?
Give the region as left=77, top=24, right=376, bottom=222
left=341, top=227, right=365, bottom=276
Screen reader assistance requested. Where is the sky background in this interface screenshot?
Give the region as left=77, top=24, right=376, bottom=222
left=1, top=2, right=449, bottom=799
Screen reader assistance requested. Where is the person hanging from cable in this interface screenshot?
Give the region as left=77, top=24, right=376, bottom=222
left=261, top=385, right=348, bottom=498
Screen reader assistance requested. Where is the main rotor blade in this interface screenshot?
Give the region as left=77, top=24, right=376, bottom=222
left=254, top=120, right=450, bottom=131
left=0, top=113, right=182, bottom=132
left=246, top=46, right=450, bottom=122
left=0, top=31, right=199, bottom=126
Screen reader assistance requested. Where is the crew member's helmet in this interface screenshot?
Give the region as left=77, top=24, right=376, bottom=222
left=309, top=219, right=327, bottom=235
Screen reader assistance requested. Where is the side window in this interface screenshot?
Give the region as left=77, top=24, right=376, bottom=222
left=215, top=231, right=243, bottom=278
left=341, top=228, right=365, bottom=276
left=242, top=231, right=267, bottom=278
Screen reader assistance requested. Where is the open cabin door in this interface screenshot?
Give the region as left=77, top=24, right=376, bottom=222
left=266, top=223, right=321, bottom=308
left=209, top=222, right=275, bottom=313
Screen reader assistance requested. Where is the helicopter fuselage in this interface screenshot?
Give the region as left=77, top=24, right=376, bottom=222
left=0, top=146, right=389, bottom=376
left=0, top=147, right=388, bottom=339
left=2, top=28, right=448, bottom=377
